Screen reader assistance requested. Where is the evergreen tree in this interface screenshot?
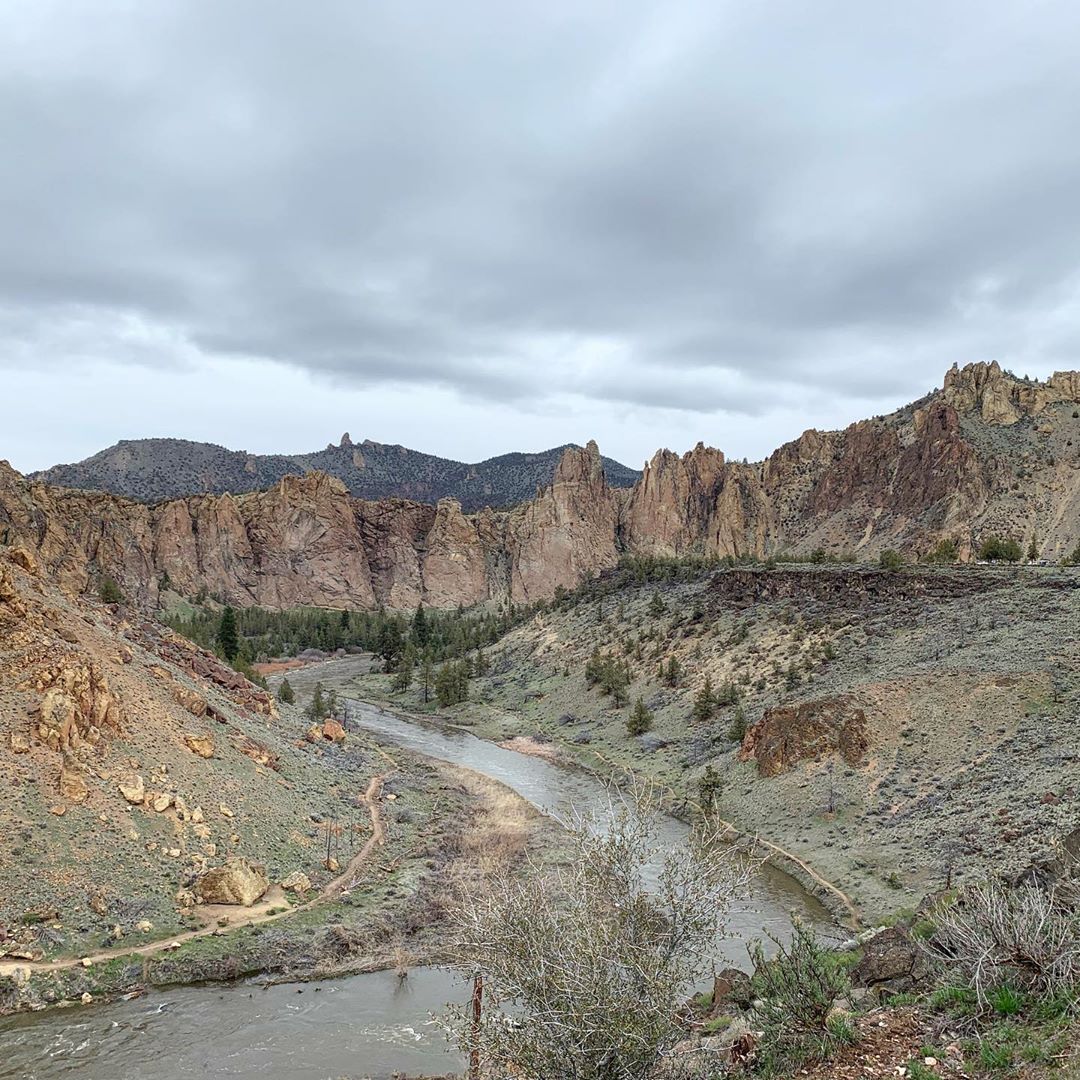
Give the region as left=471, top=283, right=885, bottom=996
left=277, top=677, right=295, bottom=705
left=699, top=764, right=722, bottom=810
left=626, top=696, right=653, bottom=736
left=377, top=619, right=404, bottom=672
left=411, top=603, right=430, bottom=648
left=421, top=650, right=435, bottom=704
left=217, top=606, right=240, bottom=663
left=647, top=591, right=665, bottom=617
left=692, top=677, right=716, bottom=723
left=435, top=660, right=470, bottom=708
left=392, top=643, right=417, bottom=693
left=306, top=681, right=326, bottom=722
left=663, top=656, right=682, bottom=688
left=727, top=705, right=748, bottom=742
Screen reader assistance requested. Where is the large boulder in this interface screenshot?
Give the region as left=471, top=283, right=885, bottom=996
left=740, top=694, right=869, bottom=777
left=183, top=732, right=215, bottom=758
left=851, top=925, right=929, bottom=990
left=195, top=858, right=269, bottom=906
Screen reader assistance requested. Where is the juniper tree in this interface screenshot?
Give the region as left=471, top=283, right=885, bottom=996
left=277, top=677, right=295, bottom=705
left=626, top=696, right=653, bottom=736
left=217, top=606, right=239, bottom=663
left=692, top=677, right=716, bottom=723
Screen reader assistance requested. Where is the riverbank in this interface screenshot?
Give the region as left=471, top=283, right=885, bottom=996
left=0, top=746, right=552, bottom=1016
left=280, top=656, right=860, bottom=929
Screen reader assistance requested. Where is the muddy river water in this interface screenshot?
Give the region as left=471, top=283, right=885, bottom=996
left=0, top=700, right=832, bottom=1080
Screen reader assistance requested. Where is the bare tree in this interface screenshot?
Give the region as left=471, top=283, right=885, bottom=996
left=440, top=784, right=752, bottom=1080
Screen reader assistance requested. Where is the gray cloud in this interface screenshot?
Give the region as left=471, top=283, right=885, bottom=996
left=3, top=0, right=1080, bottom=451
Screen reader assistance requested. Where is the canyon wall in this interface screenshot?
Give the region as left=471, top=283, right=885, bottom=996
left=2, top=363, right=1080, bottom=610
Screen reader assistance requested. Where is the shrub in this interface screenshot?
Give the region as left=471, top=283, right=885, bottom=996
left=924, top=882, right=1080, bottom=1004
left=925, top=538, right=959, bottom=564
left=879, top=549, right=904, bottom=571
left=978, top=536, right=1022, bottom=563
left=276, top=677, right=295, bottom=705
left=98, top=576, right=123, bottom=603
left=440, top=785, right=751, bottom=1080
left=626, top=697, right=653, bottom=737
left=749, top=922, right=852, bottom=1072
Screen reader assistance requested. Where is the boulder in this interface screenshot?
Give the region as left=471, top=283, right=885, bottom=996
left=8, top=732, right=30, bottom=754
left=117, top=772, right=145, bottom=805
left=711, top=968, right=754, bottom=1014
left=851, top=925, right=929, bottom=990
left=173, top=686, right=208, bottom=718
left=280, top=870, right=313, bottom=894
left=58, top=758, right=88, bottom=802
left=195, top=857, right=269, bottom=906
left=321, top=720, right=346, bottom=743
left=183, top=733, right=215, bottom=758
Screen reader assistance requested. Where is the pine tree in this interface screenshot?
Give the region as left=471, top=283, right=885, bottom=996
left=217, top=606, right=240, bottom=663
left=277, top=677, right=295, bottom=705
left=727, top=706, right=748, bottom=742
left=663, top=657, right=682, bottom=688
left=378, top=619, right=404, bottom=672
left=393, top=643, right=417, bottom=693
left=699, top=765, right=722, bottom=810
left=421, top=650, right=435, bottom=704
left=626, top=696, right=653, bottom=736
left=692, top=677, right=716, bottom=723
left=411, top=603, right=430, bottom=648
left=647, top=591, right=666, bottom=617
left=306, top=681, right=326, bottom=722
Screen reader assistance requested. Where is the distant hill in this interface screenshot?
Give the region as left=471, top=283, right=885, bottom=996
left=31, top=434, right=641, bottom=509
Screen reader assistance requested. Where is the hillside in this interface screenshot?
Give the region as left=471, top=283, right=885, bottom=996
left=0, top=542, right=480, bottom=983
left=31, top=435, right=641, bottom=510
left=2, top=362, right=1080, bottom=613
left=340, top=561, right=1080, bottom=920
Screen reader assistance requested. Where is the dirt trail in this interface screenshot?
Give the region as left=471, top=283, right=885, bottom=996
left=0, top=775, right=387, bottom=980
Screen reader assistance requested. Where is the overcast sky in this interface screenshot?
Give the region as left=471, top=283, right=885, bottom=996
left=4, top=1, right=1080, bottom=473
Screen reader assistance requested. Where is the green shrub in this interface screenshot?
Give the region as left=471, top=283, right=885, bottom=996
left=98, top=576, right=123, bottom=603
left=978, top=535, right=1022, bottom=562
left=879, top=549, right=904, bottom=571
left=749, top=922, right=852, bottom=1073
left=925, top=538, right=959, bottom=564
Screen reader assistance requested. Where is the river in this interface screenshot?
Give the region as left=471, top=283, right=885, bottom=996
left=0, top=700, right=832, bottom=1080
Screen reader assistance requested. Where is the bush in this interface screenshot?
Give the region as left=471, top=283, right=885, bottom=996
left=978, top=536, right=1022, bottom=563
left=925, top=538, right=959, bottom=564
left=879, top=549, right=904, bottom=571
left=626, top=697, right=653, bottom=737
left=749, top=922, right=852, bottom=1073
left=277, top=677, right=295, bottom=705
left=924, top=882, right=1080, bottom=1004
left=98, top=576, right=123, bottom=603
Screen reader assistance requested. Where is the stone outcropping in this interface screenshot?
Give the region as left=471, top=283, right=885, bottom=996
left=195, top=857, right=269, bottom=906
left=3, top=364, right=1080, bottom=611
left=740, top=695, right=870, bottom=777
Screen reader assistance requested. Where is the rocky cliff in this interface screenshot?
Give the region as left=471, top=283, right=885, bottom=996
left=3, top=363, right=1080, bottom=610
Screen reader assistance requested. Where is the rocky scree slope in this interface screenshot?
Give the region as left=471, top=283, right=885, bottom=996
left=408, top=564, right=1080, bottom=918
left=0, top=544, right=391, bottom=963
left=32, top=433, right=640, bottom=511
left=2, top=362, right=1080, bottom=612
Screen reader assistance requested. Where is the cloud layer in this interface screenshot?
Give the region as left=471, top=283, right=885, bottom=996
left=4, top=0, right=1080, bottom=467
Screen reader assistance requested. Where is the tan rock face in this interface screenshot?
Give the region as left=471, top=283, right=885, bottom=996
left=741, top=695, right=869, bottom=777
left=195, top=857, right=269, bottom=906
left=2, top=364, right=1079, bottom=609
left=59, top=757, right=89, bottom=802
left=173, top=686, right=207, bottom=717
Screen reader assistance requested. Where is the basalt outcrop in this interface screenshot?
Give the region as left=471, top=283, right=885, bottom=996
left=2, top=364, right=1080, bottom=610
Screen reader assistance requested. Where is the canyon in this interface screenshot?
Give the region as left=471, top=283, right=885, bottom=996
left=2, top=361, right=1080, bottom=612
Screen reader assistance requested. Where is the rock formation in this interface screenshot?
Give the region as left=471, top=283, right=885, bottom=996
left=2, top=364, right=1079, bottom=611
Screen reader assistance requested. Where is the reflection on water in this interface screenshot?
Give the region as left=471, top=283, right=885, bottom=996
left=0, top=701, right=833, bottom=1080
